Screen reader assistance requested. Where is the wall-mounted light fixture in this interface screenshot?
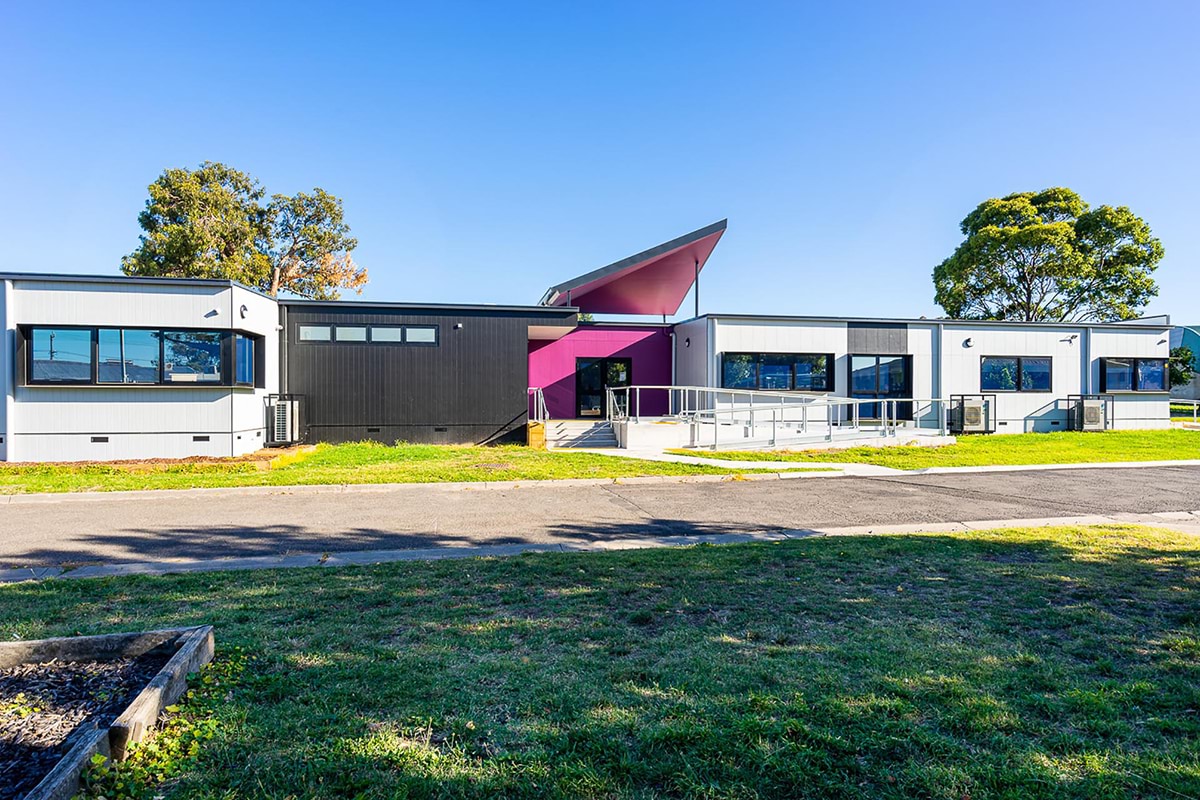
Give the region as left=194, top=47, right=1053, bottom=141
left=963, top=337, right=974, bottom=348
left=684, top=337, right=691, bottom=348
left=240, top=304, right=248, bottom=319
left=453, top=323, right=463, bottom=330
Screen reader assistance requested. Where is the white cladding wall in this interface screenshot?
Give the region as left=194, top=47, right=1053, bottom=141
left=701, top=317, right=1170, bottom=432
left=5, top=280, right=279, bottom=461
left=0, top=280, right=11, bottom=461
left=672, top=317, right=709, bottom=387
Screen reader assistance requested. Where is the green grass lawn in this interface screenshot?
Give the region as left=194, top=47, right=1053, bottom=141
left=672, top=428, right=1200, bottom=470
left=2, top=524, right=1196, bottom=799
left=0, top=442, right=782, bottom=494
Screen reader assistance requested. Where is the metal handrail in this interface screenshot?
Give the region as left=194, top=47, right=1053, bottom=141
left=1172, top=398, right=1200, bottom=422
left=603, top=384, right=951, bottom=449
left=526, top=386, right=549, bottom=424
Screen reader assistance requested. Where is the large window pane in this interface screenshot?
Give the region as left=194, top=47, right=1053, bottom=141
left=981, top=357, right=1018, bottom=391
left=850, top=356, right=878, bottom=393
left=30, top=328, right=92, bottom=382
left=879, top=356, right=908, bottom=395
left=722, top=355, right=755, bottom=389
left=793, top=355, right=829, bottom=391
left=758, top=355, right=791, bottom=390
left=1104, top=358, right=1134, bottom=391
left=162, top=331, right=222, bottom=383
left=1020, top=358, right=1052, bottom=391
left=98, top=329, right=160, bottom=383
left=235, top=334, right=255, bottom=386
left=1136, top=359, right=1166, bottom=391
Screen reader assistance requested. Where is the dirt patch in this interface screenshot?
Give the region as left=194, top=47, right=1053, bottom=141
left=0, top=445, right=316, bottom=472
left=0, top=652, right=169, bottom=799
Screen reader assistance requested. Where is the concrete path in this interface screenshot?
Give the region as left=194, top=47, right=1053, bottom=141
left=1, top=464, right=1198, bottom=573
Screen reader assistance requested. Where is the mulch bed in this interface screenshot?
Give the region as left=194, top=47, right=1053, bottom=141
left=0, top=652, right=169, bottom=800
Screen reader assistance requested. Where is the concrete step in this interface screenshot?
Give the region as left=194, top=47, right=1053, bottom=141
left=545, top=420, right=618, bottom=449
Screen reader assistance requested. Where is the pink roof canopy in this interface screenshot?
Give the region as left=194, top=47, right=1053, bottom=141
left=539, top=219, right=726, bottom=316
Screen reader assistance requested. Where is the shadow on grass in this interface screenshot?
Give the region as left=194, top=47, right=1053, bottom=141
left=3, top=526, right=1199, bottom=798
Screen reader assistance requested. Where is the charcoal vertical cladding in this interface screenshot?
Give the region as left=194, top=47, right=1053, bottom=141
left=280, top=301, right=576, bottom=445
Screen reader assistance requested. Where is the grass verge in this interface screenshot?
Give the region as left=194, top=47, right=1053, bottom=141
left=3, top=524, right=1197, bottom=798
left=0, top=442, right=787, bottom=494
left=671, top=428, right=1200, bottom=470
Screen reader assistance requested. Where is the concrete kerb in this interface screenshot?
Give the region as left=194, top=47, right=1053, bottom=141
left=4, top=512, right=1198, bottom=585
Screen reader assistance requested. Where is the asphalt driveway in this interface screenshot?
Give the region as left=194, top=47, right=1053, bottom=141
left=1, top=465, right=1198, bottom=569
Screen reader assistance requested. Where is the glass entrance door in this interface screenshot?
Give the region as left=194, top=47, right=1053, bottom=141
left=575, top=358, right=632, bottom=418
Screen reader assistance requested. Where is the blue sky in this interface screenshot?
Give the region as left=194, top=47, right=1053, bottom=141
left=1, top=2, right=1196, bottom=321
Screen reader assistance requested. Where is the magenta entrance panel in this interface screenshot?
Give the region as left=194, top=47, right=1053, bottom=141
left=539, top=220, right=727, bottom=316
left=528, top=325, right=673, bottom=419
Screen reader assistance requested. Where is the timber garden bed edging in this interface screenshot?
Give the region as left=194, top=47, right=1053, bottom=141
left=0, top=626, right=214, bottom=800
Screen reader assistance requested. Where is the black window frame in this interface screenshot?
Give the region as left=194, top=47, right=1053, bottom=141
left=20, top=325, right=260, bottom=389
left=979, top=355, right=1053, bottom=393
left=24, top=325, right=96, bottom=385
left=719, top=352, right=835, bottom=392
left=295, top=323, right=441, bottom=346
left=848, top=354, right=913, bottom=420
left=1100, top=357, right=1168, bottom=393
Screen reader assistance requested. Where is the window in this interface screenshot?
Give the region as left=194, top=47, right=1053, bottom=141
left=722, top=354, right=756, bottom=389
left=405, top=326, right=438, bottom=344
left=98, top=328, right=159, bottom=384
left=980, top=356, right=1052, bottom=392
left=370, top=326, right=404, bottom=343
left=300, top=322, right=439, bottom=346
left=29, top=328, right=92, bottom=383
left=720, top=353, right=834, bottom=392
left=849, top=355, right=912, bottom=419
left=234, top=334, right=255, bottom=386
left=163, top=331, right=223, bottom=383
left=298, top=325, right=331, bottom=341
left=1101, top=357, right=1167, bottom=392
left=24, top=326, right=256, bottom=388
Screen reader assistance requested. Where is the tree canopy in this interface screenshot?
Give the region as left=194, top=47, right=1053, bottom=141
left=122, top=162, right=366, bottom=299
left=1171, top=345, right=1196, bottom=389
left=933, top=188, right=1162, bottom=322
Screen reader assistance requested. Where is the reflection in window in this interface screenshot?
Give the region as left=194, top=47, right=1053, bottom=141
left=849, top=355, right=912, bottom=419
left=758, top=355, right=791, bottom=390
left=163, top=331, right=222, bottom=383
left=722, top=354, right=756, bottom=389
left=30, top=328, right=92, bottom=382
left=98, top=329, right=160, bottom=383
left=1021, top=357, right=1052, bottom=391
left=1136, top=359, right=1166, bottom=392
left=721, top=353, right=834, bottom=391
left=980, top=357, right=1018, bottom=391
left=1102, top=357, right=1167, bottom=392
left=235, top=334, right=255, bottom=386
left=980, top=356, right=1052, bottom=392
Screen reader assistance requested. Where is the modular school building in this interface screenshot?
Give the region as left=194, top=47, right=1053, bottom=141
left=0, top=220, right=1174, bottom=462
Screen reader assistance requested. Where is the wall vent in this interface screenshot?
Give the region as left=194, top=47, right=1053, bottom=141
left=193, top=435, right=210, bottom=442
left=91, top=436, right=109, bottom=443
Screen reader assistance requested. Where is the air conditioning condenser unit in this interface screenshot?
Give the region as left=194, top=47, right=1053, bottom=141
left=952, top=398, right=987, bottom=433
left=1079, top=398, right=1106, bottom=432
left=266, top=399, right=302, bottom=445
